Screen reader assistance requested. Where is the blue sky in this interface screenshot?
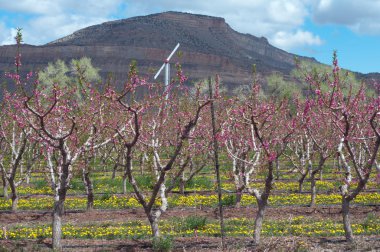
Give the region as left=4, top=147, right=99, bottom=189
left=0, top=0, right=379, bottom=74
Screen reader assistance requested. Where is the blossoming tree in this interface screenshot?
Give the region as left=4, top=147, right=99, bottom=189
left=22, top=82, right=111, bottom=250
left=303, top=52, right=380, bottom=241
left=224, top=82, right=296, bottom=244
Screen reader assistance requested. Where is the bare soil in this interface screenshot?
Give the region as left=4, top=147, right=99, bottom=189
left=1, top=205, right=380, bottom=251
left=1, top=236, right=380, bottom=251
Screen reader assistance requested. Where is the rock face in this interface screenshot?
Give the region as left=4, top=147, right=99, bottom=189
left=0, top=11, right=378, bottom=91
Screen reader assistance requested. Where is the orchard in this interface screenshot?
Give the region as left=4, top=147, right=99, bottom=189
left=0, top=31, right=379, bottom=251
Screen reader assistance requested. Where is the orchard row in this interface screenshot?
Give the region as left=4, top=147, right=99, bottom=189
left=1, top=31, right=379, bottom=250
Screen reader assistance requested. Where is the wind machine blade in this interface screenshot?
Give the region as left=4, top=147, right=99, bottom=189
left=154, top=63, right=166, bottom=80
left=166, top=43, right=180, bottom=62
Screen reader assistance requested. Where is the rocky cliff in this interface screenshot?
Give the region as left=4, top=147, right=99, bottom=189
left=0, top=11, right=378, bottom=92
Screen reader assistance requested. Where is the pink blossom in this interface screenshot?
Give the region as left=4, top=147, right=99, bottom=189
left=268, top=152, right=277, bottom=162
left=262, top=141, right=269, bottom=150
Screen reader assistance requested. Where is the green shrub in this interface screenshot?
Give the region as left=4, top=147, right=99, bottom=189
left=221, top=194, right=235, bottom=206
left=185, top=176, right=213, bottom=190
left=136, top=175, right=155, bottom=189
left=363, top=213, right=377, bottom=229
left=99, top=192, right=112, bottom=201
left=152, top=236, right=173, bottom=252
left=31, top=178, right=48, bottom=190
left=69, top=178, right=85, bottom=191
left=184, top=215, right=207, bottom=230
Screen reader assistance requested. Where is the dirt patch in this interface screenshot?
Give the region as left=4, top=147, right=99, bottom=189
left=1, top=205, right=379, bottom=227
left=0, top=236, right=379, bottom=251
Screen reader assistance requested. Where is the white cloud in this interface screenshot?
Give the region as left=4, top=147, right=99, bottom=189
left=122, top=0, right=320, bottom=50
left=0, top=0, right=323, bottom=50
left=24, top=15, right=108, bottom=45
left=272, top=30, right=323, bottom=50
left=312, top=0, right=380, bottom=35
left=0, top=1, right=60, bottom=14
left=0, top=22, right=16, bottom=45
left=0, top=0, right=121, bottom=15
left=0, top=0, right=122, bottom=45
left=122, top=0, right=308, bottom=34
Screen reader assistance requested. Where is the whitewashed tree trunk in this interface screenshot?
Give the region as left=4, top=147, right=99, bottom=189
left=249, top=161, right=274, bottom=245
left=139, top=152, right=148, bottom=175
left=26, top=171, right=31, bottom=185
left=111, top=164, right=118, bottom=179
left=337, top=138, right=354, bottom=242
left=253, top=199, right=266, bottom=245
left=148, top=183, right=168, bottom=238
left=122, top=175, right=127, bottom=194
left=9, top=180, right=18, bottom=211
left=82, top=169, right=94, bottom=211
left=310, top=172, right=317, bottom=207
left=1, top=172, right=9, bottom=199
left=179, top=173, right=185, bottom=194
left=51, top=160, right=71, bottom=251
left=342, top=197, right=354, bottom=242
left=46, top=146, right=73, bottom=251
left=52, top=195, right=65, bottom=250
left=3, top=184, right=9, bottom=199
left=148, top=213, right=160, bottom=238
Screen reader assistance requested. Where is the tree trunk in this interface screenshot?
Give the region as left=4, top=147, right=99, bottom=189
left=235, top=191, right=242, bottom=208
left=179, top=168, right=186, bottom=195
left=52, top=161, right=69, bottom=251
left=253, top=200, right=267, bottom=245
left=148, top=213, right=160, bottom=238
left=309, top=172, right=317, bottom=207
left=82, top=171, right=94, bottom=211
left=26, top=172, right=30, bottom=185
left=122, top=175, right=127, bottom=194
left=25, top=155, right=35, bottom=185
left=337, top=157, right=341, bottom=172
left=52, top=197, right=65, bottom=251
left=342, top=197, right=354, bottom=242
left=252, top=160, right=274, bottom=245
left=179, top=178, right=185, bottom=195
left=235, top=186, right=244, bottom=208
left=2, top=175, right=9, bottom=199
left=9, top=179, right=18, bottom=211
left=111, top=164, right=118, bottom=180
left=3, top=184, right=9, bottom=199
left=139, top=152, right=147, bottom=175
left=298, top=172, right=307, bottom=193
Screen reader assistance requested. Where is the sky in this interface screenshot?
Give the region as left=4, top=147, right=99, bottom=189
left=0, top=0, right=380, bottom=74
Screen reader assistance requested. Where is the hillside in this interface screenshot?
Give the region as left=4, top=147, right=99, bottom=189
left=0, top=11, right=378, bottom=91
